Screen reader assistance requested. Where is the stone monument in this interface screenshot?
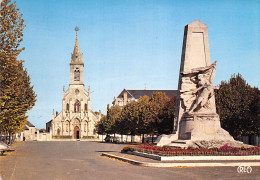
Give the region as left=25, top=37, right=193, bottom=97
left=155, top=20, right=241, bottom=148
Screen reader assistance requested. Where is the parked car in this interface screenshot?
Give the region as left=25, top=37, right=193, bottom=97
left=104, top=135, right=120, bottom=143
left=0, top=141, right=9, bottom=156
left=112, top=137, right=120, bottom=143
left=104, top=135, right=112, bottom=142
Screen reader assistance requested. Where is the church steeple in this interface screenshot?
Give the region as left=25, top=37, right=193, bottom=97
left=70, top=27, right=84, bottom=85
left=71, top=27, right=83, bottom=65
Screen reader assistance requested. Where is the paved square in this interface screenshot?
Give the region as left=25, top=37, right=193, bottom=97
left=0, top=142, right=259, bottom=180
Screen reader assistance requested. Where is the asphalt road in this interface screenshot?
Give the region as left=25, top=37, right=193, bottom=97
left=0, top=141, right=259, bottom=180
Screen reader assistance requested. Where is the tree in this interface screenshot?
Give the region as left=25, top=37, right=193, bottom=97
left=0, top=0, right=36, bottom=138
left=215, top=73, right=260, bottom=138
left=158, top=96, right=176, bottom=134
left=118, top=101, right=139, bottom=142
left=149, top=92, right=170, bottom=136
left=107, top=105, right=121, bottom=136
left=95, top=115, right=107, bottom=141
left=0, top=0, right=25, bottom=56
left=117, top=92, right=176, bottom=143
left=136, top=95, right=153, bottom=143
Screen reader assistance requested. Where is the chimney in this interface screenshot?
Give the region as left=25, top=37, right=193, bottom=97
left=123, top=92, right=127, bottom=105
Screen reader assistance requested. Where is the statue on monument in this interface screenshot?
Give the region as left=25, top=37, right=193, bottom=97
left=180, top=61, right=217, bottom=114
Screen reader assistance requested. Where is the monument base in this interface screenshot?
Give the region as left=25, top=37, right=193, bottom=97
left=154, top=134, right=178, bottom=147
left=155, top=136, right=244, bottom=148
left=179, top=113, right=235, bottom=142
left=155, top=113, right=244, bottom=148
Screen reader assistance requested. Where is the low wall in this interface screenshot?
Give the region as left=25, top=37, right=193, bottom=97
left=37, top=132, right=52, bottom=141
left=99, top=134, right=141, bottom=142
left=36, top=131, right=101, bottom=141
left=127, top=151, right=260, bottom=161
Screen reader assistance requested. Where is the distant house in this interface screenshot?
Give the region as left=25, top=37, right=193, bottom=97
left=46, top=120, right=52, bottom=133
left=112, top=89, right=178, bottom=108
left=39, top=129, right=46, bottom=133
left=22, top=121, right=37, bottom=141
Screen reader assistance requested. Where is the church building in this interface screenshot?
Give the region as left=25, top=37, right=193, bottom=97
left=47, top=28, right=101, bottom=139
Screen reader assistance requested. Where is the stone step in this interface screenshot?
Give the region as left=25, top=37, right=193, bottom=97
left=171, top=140, right=187, bottom=144
left=167, top=142, right=187, bottom=148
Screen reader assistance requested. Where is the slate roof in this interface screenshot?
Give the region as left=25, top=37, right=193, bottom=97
left=116, top=89, right=178, bottom=99
left=46, top=120, right=52, bottom=124
left=39, top=129, right=46, bottom=133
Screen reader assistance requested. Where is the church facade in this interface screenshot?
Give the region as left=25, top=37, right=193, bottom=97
left=47, top=30, right=101, bottom=139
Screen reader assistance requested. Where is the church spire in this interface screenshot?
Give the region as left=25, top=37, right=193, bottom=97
left=71, top=26, right=83, bottom=64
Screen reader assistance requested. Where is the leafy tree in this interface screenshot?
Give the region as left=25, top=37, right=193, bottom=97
left=149, top=92, right=170, bottom=136
left=117, top=93, right=176, bottom=143
left=215, top=73, right=260, bottom=138
left=118, top=101, right=139, bottom=142
left=95, top=115, right=107, bottom=141
left=107, top=105, right=121, bottom=136
left=158, top=96, right=176, bottom=134
left=0, top=0, right=25, bottom=56
left=136, top=95, right=153, bottom=143
left=95, top=115, right=106, bottom=134
left=0, top=0, right=36, bottom=137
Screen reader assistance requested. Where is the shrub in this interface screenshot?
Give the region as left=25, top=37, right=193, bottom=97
left=52, top=136, right=72, bottom=139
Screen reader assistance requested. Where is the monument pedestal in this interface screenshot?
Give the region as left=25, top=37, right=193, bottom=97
left=179, top=113, right=234, bottom=142
left=156, top=113, right=240, bottom=148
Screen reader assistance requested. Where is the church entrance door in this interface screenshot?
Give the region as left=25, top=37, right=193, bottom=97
left=74, top=126, right=80, bottom=139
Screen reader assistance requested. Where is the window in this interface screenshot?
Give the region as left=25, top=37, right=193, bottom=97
left=74, top=68, right=80, bottom=81
left=84, top=123, right=87, bottom=132
left=118, top=101, right=123, bottom=106
left=74, top=100, right=80, bottom=113
left=65, top=121, right=69, bottom=132
left=66, top=103, right=69, bottom=112
left=57, top=128, right=60, bottom=135
left=85, top=104, right=88, bottom=112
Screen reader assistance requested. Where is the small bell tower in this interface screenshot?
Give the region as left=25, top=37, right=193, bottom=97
left=70, top=26, right=84, bottom=86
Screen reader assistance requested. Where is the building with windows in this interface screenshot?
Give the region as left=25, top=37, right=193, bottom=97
left=112, top=89, right=178, bottom=108
left=21, top=121, right=37, bottom=141
left=15, top=121, right=37, bottom=141
left=47, top=30, right=101, bottom=139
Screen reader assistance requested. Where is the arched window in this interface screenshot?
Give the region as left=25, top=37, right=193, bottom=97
left=84, top=122, right=87, bottom=132
left=85, top=103, right=88, bottom=112
left=57, top=128, right=60, bottom=135
left=65, top=121, right=69, bottom=132
left=74, top=100, right=80, bottom=113
left=66, top=103, right=69, bottom=112
left=74, top=68, right=80, bottom=81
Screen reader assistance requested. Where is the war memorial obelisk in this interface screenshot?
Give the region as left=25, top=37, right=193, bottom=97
left=156, top=20, right=240, bottom=148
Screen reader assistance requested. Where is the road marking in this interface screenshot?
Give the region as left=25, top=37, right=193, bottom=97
left=10, top=160, right=18, bottom=180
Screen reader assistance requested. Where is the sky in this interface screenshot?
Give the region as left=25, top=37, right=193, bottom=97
left=13, top=0, right=259, bottom=129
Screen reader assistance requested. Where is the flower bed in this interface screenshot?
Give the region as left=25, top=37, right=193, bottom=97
left=122, top=143, right=260, bottom=156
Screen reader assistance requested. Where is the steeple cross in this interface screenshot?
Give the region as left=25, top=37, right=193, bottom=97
left=75, top=26, right=79, bottom=34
